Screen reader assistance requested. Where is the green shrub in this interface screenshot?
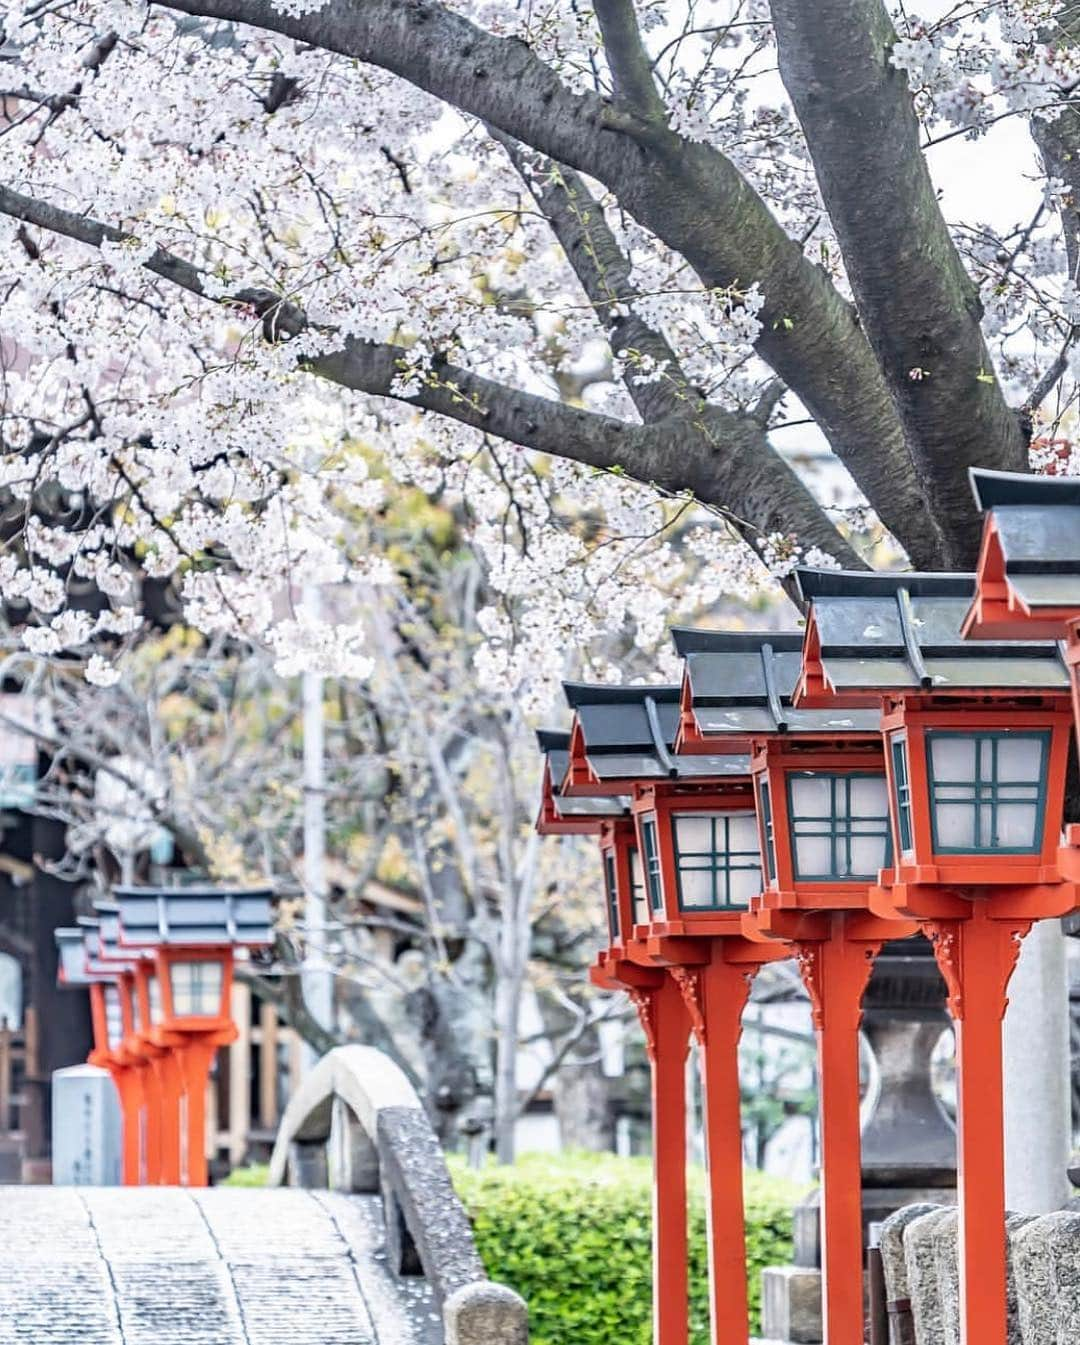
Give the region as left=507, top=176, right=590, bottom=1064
left=220, top=1162, right=270, bottom=1187
left=450, top=1153, right=801, bottom=1343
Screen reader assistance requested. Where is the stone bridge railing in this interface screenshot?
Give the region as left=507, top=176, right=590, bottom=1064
left=874, top=1201, right=1080, bottom=1343
left=268, top=1045, right=527, bottom=1345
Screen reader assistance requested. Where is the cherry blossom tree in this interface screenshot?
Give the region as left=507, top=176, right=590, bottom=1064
left=2, top=0, right=1077, bottom=698
left=4, top=0, right=1080, bottom=1161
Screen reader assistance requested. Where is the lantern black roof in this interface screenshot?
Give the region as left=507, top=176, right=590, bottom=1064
left=968, top=468, right=1080, bottom=611
left=671, top=628, right=882, bottom=734
left=563, top=683, right=751, bottom=779
left=55, top=927, right=98, bottom=987
left=114, top=885, right=274, bottom=949
left=64, top=918, right=142, bottom=980
left=796, top=567, right=1070, bottom=692
left=970, top=467, right=1080, bottom=510
left=535, top=730, right=629, bottom=818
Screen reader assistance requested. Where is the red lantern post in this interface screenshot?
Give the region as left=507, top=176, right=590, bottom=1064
left=556, top=666, right=793, bottom=1345
left=963, top=466, right=1080, bottom=884
left=128, top=958, right=173, bottom=1184
left=676, top=630, right=910, bottom=1345
left=56, top=925, right=146, bottom=1184
left=543, top=711, right=696, bottom=1345
left=797, top=566, right=1079, bottom=1345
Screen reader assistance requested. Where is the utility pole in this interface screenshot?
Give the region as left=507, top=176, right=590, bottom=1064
left=301, top=584, right=333, bottom=1070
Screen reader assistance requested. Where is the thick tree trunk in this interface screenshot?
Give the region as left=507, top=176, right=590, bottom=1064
left=770, top=0, right=1027, bottom=566
left=553, top=1028, right=616, bottom=1153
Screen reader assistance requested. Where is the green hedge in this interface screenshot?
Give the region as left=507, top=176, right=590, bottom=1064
left=451, top=1153, right=801, bottom=1344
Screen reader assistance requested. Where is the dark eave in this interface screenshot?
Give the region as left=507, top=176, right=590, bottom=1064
left=562, top=682, right=680, bottom=709
left=970, top=467, right=1080, bottom=511
left=795, top=568, right=974, bottom=602
left=670, top=628, right=804, bottom=657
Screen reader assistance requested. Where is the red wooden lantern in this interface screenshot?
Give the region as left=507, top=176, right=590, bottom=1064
left=548, top=680, right=787, bottom=1345
left=961, top=468, right=1080, bottom=641
left=116, top=886, right=273, bottom=1187
left=55, top=925, right=147, bottom=1184
left=795, top=565, right=1079, bottom=1345
left=679, top=629, right=911, bottom=1345
left=962, top=467, right=1080, bottom=881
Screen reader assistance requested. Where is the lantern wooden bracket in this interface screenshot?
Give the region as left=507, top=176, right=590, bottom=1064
left=669, top=967, right=706, bottom=1047
left=924, top=914, right=1030, bottom=1023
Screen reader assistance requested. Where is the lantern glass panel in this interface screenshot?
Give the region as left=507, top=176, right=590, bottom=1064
left=672, top=812, right=761, bottom=911
left=169, top=959, right=224, bottom=1017
left=629, top=846, right=649, bottom=927
left=787, top=773, right=891, bottom=881
left=891, top=737, right=913, bottom=854
left=146, top=973, right=163, bottom=1026
left=103, top=985, right=122, bottom=1050
left=602, top=852, right=619, bottom=941
left=640, top=817, right=663, bottom=913
left=926, top=731, right=1048, bottom=854
left=758, top=780, right=777, bottom=882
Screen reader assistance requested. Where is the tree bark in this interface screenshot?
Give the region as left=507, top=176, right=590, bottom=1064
left=770, top=0, right=1027, bottom=566
left=492, top=965, right=525, bottom=1164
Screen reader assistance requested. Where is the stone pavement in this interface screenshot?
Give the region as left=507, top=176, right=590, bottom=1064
left=0, top=1186, right=443, bottom=1345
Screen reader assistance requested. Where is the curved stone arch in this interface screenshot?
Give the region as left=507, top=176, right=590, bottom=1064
left=269, top=1046, right=527, bottom=1345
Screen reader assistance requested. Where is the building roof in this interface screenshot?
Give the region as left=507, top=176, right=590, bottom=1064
left=672, top=628, right=882, bottom=733
left=797, top=567, right=1069, bottom=693
left=564, top=682, right=752, bottom=780
left=114, top=885, right=275, bottom=949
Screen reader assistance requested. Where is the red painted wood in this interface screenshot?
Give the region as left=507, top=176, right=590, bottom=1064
left=697, top=955, right=753, bottom=1345
left=177, top=1037, right=220, bottom=1189
left=113, top=1066, right=144, bottom=1186
left=150, top=1049, right=183, bottom=1185
left=797, top=924, right=880, bottom=1345
left=927, top=907, right=1028, bottom=1345
left=138, top=1056, right=163, bottom=1185
left=633, top=976, right=691, bottom=1345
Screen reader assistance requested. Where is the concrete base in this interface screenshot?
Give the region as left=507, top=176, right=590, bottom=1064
left=761, top=1266, right=823, bottom=1344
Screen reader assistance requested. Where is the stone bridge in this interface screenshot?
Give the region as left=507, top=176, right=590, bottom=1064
left=0, top=1048, right=525, bottom=1345
left=0, top=1186, right=439, bottom=1345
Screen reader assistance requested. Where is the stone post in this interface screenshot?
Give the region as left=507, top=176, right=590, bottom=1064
left=860, top=938, right=956, bottom=1227
left=444, top=1282, right=528, bottom=1345
left=903, top=1207, right=953, bottom=1345
left=878, top=1203, right=938, bottom=1345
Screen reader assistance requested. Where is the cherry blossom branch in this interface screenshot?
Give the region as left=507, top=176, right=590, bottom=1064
left=156, top=0, right=936, bottom=565
left=770, top=0, right=1023, bottom=568
left=496, top=138, right=856, bottom=563
left=0, top=183, right=862, bottom=566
